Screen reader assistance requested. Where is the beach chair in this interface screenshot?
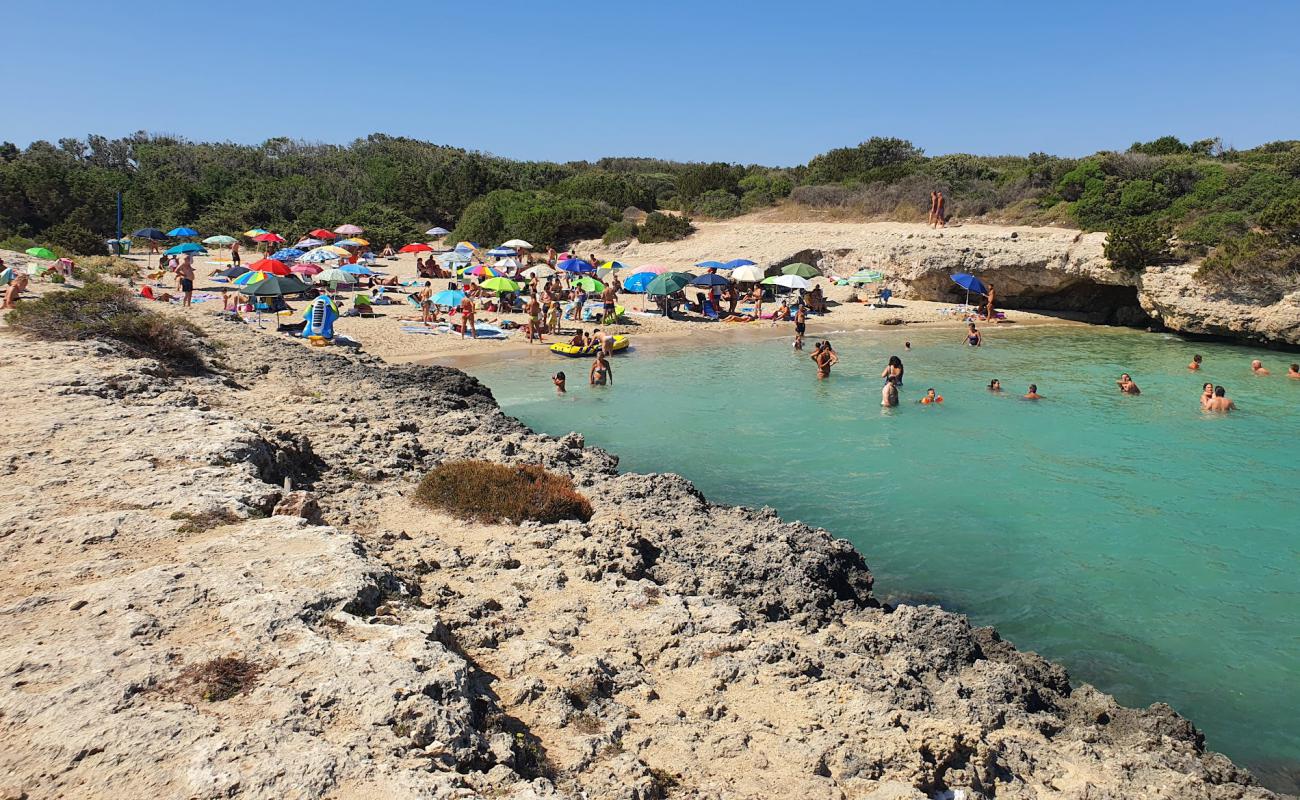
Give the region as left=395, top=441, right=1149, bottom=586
left=700, top=299, right=720, bottom=320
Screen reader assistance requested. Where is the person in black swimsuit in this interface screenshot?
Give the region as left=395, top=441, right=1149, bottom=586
left=965, top=322, right=983, bottom=346
left=793, top=305, right=807, bottom=350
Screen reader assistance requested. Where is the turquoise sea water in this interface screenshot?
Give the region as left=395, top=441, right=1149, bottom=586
left=462, top=324, right=1300, bottom=791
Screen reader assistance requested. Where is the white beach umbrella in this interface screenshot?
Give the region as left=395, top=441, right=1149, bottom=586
left=730, top=265, right=765, bottom=283
left=522, top=264, right=557, bottom=279
left=426, top=227, right=450, bottom=236
left=495, top=257, right=521, bottom=269
left=765, top=274, right=811, bottom=290
left=501, top=238, right=532, bottom=249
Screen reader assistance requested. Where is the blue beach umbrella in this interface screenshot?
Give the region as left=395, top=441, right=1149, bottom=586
left=949, top=272, right=988, bottom=306
left=271, top=247, right=305, bottom=261
left=432, top=289, right=465, bottom=307
left=165, top=242, right=206, bottom=255
left=133, top=228, right=168, bottom=240
left=695, top=260, right=728, bottom=269
left=487, top=247, right=516, bottom=257
left=340, top=263, right=374, bottom=275
left=724, top=259, right=756, bottom=268
left=426, top=226, right=450, bottom=236
left=558, top=258, right=594, bottom=274
left=621, top=271, right=655, bottom=293
left=691, top=272, right=731, bottom=287
left=167, top=226, right=198, bottom=237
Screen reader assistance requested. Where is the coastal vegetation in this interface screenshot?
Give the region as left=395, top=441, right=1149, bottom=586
left=4, top=281, right=204, bottom=369
left=414, top=460, right=593, bottom=524
left=2, top=132, right=1299, bottom=288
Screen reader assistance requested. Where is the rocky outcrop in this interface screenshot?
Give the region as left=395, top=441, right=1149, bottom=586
left=0, top=325, right=1284, bottom=799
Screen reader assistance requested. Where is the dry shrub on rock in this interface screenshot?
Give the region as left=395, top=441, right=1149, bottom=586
left=177, top=656, right=262, bottom=702
left=414, top=460, right=592, bottom=524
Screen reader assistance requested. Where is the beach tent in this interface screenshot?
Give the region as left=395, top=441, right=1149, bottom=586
left=950, top=273, right=988, bottom=307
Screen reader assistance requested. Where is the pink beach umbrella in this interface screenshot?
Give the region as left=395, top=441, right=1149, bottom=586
left=291, top=263, right=323, bottom=276
left=640, top=264, right=671, bottom=274
left=334, top=224, right=364, bottom=235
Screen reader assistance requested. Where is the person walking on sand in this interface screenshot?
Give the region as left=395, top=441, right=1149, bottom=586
left=794, top=304, right=807, bottom=350
left=1116, top=373, right=1141, bottom=395
left=1251, top=359, right=1270, bottom=376
left=458, top=295, right=477, bottom=339
left=177, top=254, right=195, bottom=307
left=1206, top=385, right=1236, bottom=412
left=1189, top=354, right=1202, bottom=371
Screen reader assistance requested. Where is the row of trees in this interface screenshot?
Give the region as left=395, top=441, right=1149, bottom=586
left=3, top=132, right=1299, bottom=292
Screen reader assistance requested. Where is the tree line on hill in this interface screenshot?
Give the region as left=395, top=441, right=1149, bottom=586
left=1, top=132, right=1297, bottom=296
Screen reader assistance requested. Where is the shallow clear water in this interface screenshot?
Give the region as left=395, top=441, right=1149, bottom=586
left=463, top=324, right=1300, bottom=789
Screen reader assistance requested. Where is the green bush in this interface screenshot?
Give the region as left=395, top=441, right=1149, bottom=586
left=6, top=282, right=205, bottom=370
left=690, top=189, right=742, bottom=218
left=45, top=221, right=105, bottom=255
left=637, top=212, right=694, bottom=243
left=413, top=460, right=592, bottom=524
left=1104, top=218, right=1172, bottom=269
left=0, top=234, right=38, bottom=253
left=602, top=221, right=638, bottom=244
left=450, top=189, right=615, bottom=250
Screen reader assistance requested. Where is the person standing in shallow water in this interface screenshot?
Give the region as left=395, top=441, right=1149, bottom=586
left=589, top=353, right=613, bottom=386
left=1206, top=385, right=1236, bottom=412
left=811, top=341, right=838, bottom=379
left=1023, top=384, right=1043, bottom=400
left=881, top=376, right=899, bottom=407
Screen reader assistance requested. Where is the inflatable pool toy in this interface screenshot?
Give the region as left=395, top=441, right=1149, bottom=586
left=301, top=295, right=338, bottom=340
left=550, top=335, right=630, bottom=357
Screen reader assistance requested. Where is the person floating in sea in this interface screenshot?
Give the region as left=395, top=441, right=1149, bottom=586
left=811, top=340, right=838, bottom=380
left=964, top=322, right=983, bottom=346
left=881, top=355, right=904, bottom=387
left=988, top=378, right=1002, bottom=392
left=1023, top=384, right=1043, bottom=400
left=1251, top=359, right=1271, bottom=376
left=904, top=341, right=911, bottom=350
left=1116, top=373, right=1141, bottom=395
left=1189, top=354, right=1202, bottom=371
left=1200, top=382, right=1214, bottom=410
left=589, top=352, right=613, bottom=386
left=1206, top=385, right=1236, bottom=412
left=881, top=376, right=899, bottom=407
left=1288, top=363, right=1300, bottom=379
left=920, top=388, right=943, bottom=405
left=793, top=304, right=807, bottom=350
left=553, top=371, right=566, bottom=394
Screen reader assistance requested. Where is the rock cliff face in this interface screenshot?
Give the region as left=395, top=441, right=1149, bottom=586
left=0, top=324, right=1284, bottom=799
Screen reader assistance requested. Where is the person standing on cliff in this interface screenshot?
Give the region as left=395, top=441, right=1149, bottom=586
left=934, top=191, right=947, bottom=228
left=985, top=284, right=996, bottom=322
left=927, top=191, right=938, bottom=226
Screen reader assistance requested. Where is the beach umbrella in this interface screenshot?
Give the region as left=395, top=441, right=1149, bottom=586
left=480, top=277, right=520, bottom=293
left=335, top=238, right=365, bottom=247
left=495, top=256, right=521, bottom=270
left=238, top=274, right=312, bottom=296
left=165, top=243, right=206, bottom=256
left=621, top=271, right=655, bottom=293
left=167, top=226, right=198, bottom=237
left=133, top=228, right=168, bottom=240
left=695, top=260, right=728, bottom=269
left=467, top=264, right=507, bottom=278
left=558, top=258, right=594, bottom=274
left=522, top=264, right=557, bottom=279
left=426, top=226, right=450, bottom=237
left=340, top=263, right=374, bottom=275
left=290, top=263, right=323, bottom=276
left=781, top=263, right=819, bottom=279
left=950, top=273, right=988, bottom=306
left=333, top=224, right=364, bottom=235
left=487, top=247, right=516, bottom=257
left=763, top=274, right=811, bottom=290
left=436, top=250, right=472, bottom=266
left=501, top=238, right=532, bottom=249
left=432, top=289, right=465, bottom=307
left=573, top=276, right=605, bottom=293
left=253, top=232, right=286, bottom=244
left=691, top=272, right=731, bottom=288
left=400, top=243, right=434, bottom=254
left=300, top=249, right=341, bottom=263
left=204, top=235, right=237, bottom=246
left=455, top=240, right=479, bottom=250
left=849, top=269, right=884, bottom=284
left=247, top=258, right=291, bottom=275
left=243, top=228, right=269, bottom=237
left=271, top=248, right=305, bottom=261
left=232, top=270, right=270, bottom=286
left=295, top=237, right=325, bottom=248
left=308, top=228, right=336, bottom=239
left=730, top=265, right=765, bottom=283
left=725, top=259, right=756, bottom=268
left=639, top=264, right=670, bottom=274
left=217, top=265, right=249, bottom=279
left=645, top=272, right=694, bottom=296
left=599, top=260, right=630, bottom=272
left=24, top=247, right=57, bottom=259
left=315, top=268, right=352, bottom=284
left=319, top=245, right=353, bottom=257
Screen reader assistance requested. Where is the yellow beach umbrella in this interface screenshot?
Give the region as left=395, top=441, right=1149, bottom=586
left=320, top=245, right=352, bottom=257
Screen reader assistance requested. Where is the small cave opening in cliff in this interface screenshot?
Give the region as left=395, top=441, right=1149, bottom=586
left=923, top=278, right=1151, bottom=327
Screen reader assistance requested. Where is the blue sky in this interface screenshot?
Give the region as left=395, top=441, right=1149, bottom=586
left=6, top=0, right=1299, bottom=165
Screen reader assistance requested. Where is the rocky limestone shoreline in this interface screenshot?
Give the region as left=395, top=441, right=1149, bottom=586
left=0, top=316, right=1286, bottom=799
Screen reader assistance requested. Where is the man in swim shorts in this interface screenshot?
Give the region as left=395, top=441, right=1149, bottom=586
left=881, top=376, right=899, bottom=407
left=794, top=305, right=807, bottom=350
left=176, top=254, right=195, bottom=307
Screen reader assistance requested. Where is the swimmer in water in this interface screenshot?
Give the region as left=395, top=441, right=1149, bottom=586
left=1288, top=363, right=1300, bottom=380
left=1200, top=382, right=1214, bottom=410
left=1206, top=385, right=1236, bottom=412
left=964, top=322, right=982, bottom=346
left=881, top=355, right=904, bottom=387
left=988, top=378, right=1002, bottom=392
left=553, top=371, right=566, bottom=394
left=1251, top=359, right=1271, bottom=376
left=881, top=376, right=899, bottom=407
left=1116, top=373, right=1141, bottom=395
left=1189, top=354, right=1202, bottom=371
left=904, top=341, right=911, bottom=350
left=919, top=388, right=942, bottom=405
left=1023, top=383, right=1043, bottom=400
left=810, top=340, right=839, bottom=379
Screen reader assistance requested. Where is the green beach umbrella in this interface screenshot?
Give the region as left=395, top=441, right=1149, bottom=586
left=644, top=271, right=694, bottom=296
left=25, top=247, right=57, bottom=259
left=203, top=235, right=238, bottom=246
left=480, top=277, right=521, bottom=293
left=574, top=276, right=604, bottom=293
left=781, top=262, right=819, bottom=279
left=848, top=269, right=884, bottom=284
left=237, top=274, right=312, bottom=296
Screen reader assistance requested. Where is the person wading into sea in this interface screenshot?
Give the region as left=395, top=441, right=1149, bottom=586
left=811, top=340, right=838, bottom=380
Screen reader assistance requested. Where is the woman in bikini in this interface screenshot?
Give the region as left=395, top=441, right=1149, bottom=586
left=589, top=353, right=613, bottom=386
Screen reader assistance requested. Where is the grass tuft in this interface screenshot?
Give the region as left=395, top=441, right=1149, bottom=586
left=177, top=656, right=262, bottom=702
left=413, top=460, right=592, bottom=524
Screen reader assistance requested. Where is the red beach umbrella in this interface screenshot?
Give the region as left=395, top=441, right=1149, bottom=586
left=400, top=243, right=434, bottom=253
left=247, top=258, right=291, bottom=276
left=308, top=228, right=336, bottom=239
left=253, top=232, right=286, bottom=244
